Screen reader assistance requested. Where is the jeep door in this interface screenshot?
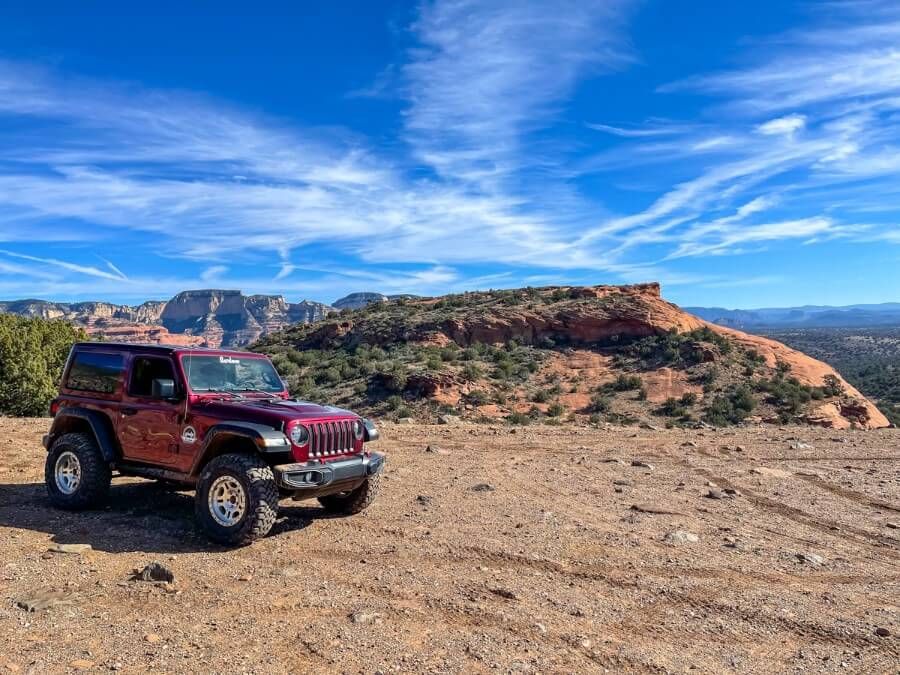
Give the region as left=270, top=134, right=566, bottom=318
left=117, top=355, right=183, bottom=465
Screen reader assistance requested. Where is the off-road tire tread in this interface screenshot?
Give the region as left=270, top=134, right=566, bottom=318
left=318, top=473, right=381, bottom=515
left=195, top=453, right=279, bottom=546
left=45, top=432, right=111, bottom=509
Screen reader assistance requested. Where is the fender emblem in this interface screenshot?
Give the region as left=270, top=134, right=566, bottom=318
left=181, top=426, right=197, bottom=444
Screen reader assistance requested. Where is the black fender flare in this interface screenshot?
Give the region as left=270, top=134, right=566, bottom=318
left=189, top=421, right=290, bottom=476
left=46, top=407, right=121, bottom=463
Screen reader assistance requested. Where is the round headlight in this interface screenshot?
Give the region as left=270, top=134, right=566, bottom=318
left=290, top=424, right=310, bottom=446
left=352, top=419, right=364, bottom=441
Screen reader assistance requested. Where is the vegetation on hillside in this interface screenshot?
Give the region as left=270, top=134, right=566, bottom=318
left=253, top=287, right=860, bottom=427
left=0, top=315, right=86, bottom=416
left=761, top=327, right=900, bottom=426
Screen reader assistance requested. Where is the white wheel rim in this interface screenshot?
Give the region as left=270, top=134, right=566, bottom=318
left=54, top=451, right=81, bottom=495
left=208, top=475, right=247, bottom=527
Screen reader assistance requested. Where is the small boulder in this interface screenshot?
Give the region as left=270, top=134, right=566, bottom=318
left=470, top=483, right=495, bottom=493
left=349, top=610, right=382, bottom=624
left=664, top=530, right=699, bottom=545
left=631, top=460, right=654, bottom=470
left=131, top=562, right=175, bottom=584
left=874, top=627, right=891, bottom=637
left=47, top=543, right=92, bottom=555
left=795, top=552, right=825, bottom=566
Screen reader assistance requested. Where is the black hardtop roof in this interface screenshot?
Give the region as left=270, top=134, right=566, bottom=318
left=71, top=342, right=262, bottom=356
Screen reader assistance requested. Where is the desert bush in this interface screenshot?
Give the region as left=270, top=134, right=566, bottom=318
left=531, top=389, right=551, bottom=403
left=507, top=411, right=531, bottom=425
left=0, top=315, right=87, bottom=416
left=547, top=402, right=565, bottom=417
left=587, top=393, right=612, bottom=413
left=656, top=397, right=688, bottom=418
left=703, top=385, right=756, bottom=426
left=822, top=374, right=845, bottom=397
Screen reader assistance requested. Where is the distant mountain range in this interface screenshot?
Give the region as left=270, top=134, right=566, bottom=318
left=3, top=288, right=897, bottom=347
left=0, top=290, right=332, bottom=347
left=687, top=303, right=900, bottom=328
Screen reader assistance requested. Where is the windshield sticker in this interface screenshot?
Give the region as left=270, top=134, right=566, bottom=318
left=219, top=356, right=240, bottom=365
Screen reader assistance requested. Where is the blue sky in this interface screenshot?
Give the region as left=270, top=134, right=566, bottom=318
left=0, top=0, right=897, bottom=308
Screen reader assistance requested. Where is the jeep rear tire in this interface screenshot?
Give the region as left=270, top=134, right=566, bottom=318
left=318, top=474, right=381, bottom=515
left=45, top=432, right=111, bottom=510
left=194, top=453, right=278, bottom=546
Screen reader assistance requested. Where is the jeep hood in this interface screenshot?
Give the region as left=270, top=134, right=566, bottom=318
left=192, top=396, right=359, bottom=427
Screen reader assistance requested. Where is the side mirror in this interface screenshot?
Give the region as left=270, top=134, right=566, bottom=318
left=152, top=378, right=177, bottom=399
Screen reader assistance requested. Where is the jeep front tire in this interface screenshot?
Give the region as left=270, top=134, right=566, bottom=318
left=194, top=453, right=279, bottom=546
left=45, top=432, right=111, bottom=510
left=318, top=474, right=381, bottom=515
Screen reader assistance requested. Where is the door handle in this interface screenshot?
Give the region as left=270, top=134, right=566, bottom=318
left=121, top=407, right=138, bottom=416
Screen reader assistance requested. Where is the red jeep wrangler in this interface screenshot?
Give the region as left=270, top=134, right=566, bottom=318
left=43, top=342, right=383, bottom=545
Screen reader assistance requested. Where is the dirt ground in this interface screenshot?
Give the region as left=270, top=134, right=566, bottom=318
left=0, top=418, right=898, bottom=674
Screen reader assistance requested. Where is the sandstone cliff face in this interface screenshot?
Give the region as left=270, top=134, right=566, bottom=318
left=0, top=290, right=332, bottom=347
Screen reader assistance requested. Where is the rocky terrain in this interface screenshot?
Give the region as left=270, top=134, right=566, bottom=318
left=0, top=417, right=897, bottom=673
left=255, top=284, right=889, bottom=430
left=0, top=290, right=331, bottom=348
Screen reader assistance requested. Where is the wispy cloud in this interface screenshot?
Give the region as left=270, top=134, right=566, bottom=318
left=0, top=250, right=130, bottom=281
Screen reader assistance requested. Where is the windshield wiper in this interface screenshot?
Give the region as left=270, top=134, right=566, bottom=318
left=194, top=387, right=244, bottom=399
left=240, top=388, right=281, bottom=399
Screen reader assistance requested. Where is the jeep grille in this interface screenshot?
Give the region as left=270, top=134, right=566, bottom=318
left=308, top=420, right=355, bottom=458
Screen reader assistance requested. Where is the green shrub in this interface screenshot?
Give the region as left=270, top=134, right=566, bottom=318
left=587, top=393, right=611, bottom=413
left=656, top=397, right=688, bottom=418
left=507, top=411, right=531, bottom=425
left=461, top=362, right=483, bottom=382
left=0, top=315, right=86, bottom=416
left=703, top=385, right=756, bottom=426
left=611, top=374, right=643, bottom=391
left=547, top=402, right=565, bottom=417
left=822, top=374, right=844, bottom=397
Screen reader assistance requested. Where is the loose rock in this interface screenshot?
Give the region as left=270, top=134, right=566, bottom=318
left=631, top=460, right=654, bottom=470
left=16, top=590, right=74, bottom=612
left=874, top=627, right=890, bottom=637
left=349, top=610, right=382, bottom=624
left=47, top=543, right=92, bottom=555
left=664, top=530, right=699, bottom=545
left=470, top=483, right=495, bottom=492
left=796, top=552, right=825, bottom=566
left=131, top=562, right=175, bottom=584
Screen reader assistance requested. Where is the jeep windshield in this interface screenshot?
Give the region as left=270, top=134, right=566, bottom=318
left=181, top=355, right=284, bottom=394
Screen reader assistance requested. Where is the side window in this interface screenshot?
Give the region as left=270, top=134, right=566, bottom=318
left=66, top=352, right=125, bottom=393
left=129, top=357, right=176, bottom=397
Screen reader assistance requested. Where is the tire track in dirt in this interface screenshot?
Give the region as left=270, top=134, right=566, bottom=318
left=335, top=576, right=667, bottom=674
left=300, top=541, right=896, bottom=655
left=795, top=474, right=900, bottom=514
left=690, top=467, right=900, bottom=557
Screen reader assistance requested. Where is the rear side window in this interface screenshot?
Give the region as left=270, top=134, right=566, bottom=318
left=66, top=352, right=125, bottom=393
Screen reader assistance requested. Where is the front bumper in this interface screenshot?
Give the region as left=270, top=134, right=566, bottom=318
left=274, top=452, right=384, bottom=499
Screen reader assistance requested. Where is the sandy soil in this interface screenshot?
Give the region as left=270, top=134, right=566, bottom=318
left=0, top=417, right=898, bottom=673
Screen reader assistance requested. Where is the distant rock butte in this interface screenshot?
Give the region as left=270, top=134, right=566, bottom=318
left=332, top=292, right=419, bottom=311
left=0, top=290, right=332, bottom=348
